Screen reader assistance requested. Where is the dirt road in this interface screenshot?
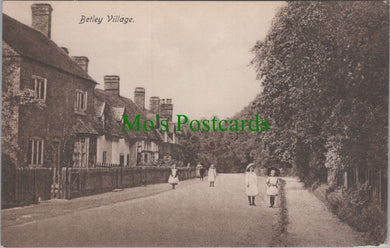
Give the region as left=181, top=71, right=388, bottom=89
left=2, top=175, right=369, bottom=247
left=2, top=174, right=278, bottom=247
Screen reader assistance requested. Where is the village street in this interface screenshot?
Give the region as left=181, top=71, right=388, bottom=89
left=2, top=174, right=365, bottom=247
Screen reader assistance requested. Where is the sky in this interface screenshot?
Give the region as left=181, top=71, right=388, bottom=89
left=3, top=1, right=284, bottom=120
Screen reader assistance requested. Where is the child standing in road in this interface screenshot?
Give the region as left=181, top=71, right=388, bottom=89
left=208, top=164, right=217, bottom=187
left=266, top=169, right=279, bottom=207
left=168, top=164, right=179, bottom=189
left=245, top=163, right=259, bottom=206
left=199, top=164, right=205, bottom=181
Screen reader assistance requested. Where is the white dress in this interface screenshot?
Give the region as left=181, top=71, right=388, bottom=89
left=266, top=177, right=279, bottom=196
left=245, top=172, right=259, bottom=196
left=208, top=168, right=216, bottom=182
left=168, top=168, right=179, bottom=184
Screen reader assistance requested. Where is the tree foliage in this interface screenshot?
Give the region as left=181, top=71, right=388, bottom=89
left=181, top=2, right=388, bottom=185
left=251, top=1, right=388, bottom=185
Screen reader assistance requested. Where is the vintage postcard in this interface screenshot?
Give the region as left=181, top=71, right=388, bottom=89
left=1, top=1, right=388, bottom=247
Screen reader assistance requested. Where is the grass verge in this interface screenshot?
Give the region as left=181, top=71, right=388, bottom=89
left=270, top=179, right=290, bottom=246
left=312, top=183, right=387, bottom=245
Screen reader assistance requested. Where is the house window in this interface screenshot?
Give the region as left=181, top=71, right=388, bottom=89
left=32, top=76, right=47, bottom=100
left=120, top=155, right=124, bottom=166
left=89, top=137, right=97, bottom=167
left=137, top=144, right=142, bottom=165
left=101, top=114, right=105, bottom=128
left=75, top=90, right=87, bottom=114
left=150, top=153, right=154, bottom=163
left=103, top=151, right=107, bottom=164
left=126, top=154, right=130, bottom=166
left=28, top=139, right=44, bottom=166
left=144, top=153, right=148, bottom=164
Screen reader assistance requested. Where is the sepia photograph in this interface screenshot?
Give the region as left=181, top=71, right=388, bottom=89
left=1, top=1, right=388, bottom=247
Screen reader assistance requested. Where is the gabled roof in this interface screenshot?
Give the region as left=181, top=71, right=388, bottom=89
left=94, top=89, right=155, bottom=140
left=3, top=14, right=96, bottom=84
left=95, top=89, right=141, bottom=119
left=112, top=107, right=125, bottom=121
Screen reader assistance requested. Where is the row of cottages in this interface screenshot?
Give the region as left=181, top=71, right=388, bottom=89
left=93, top=77, right=161, bottom=167
left=2, top=3, right=181, bottom=170
left=94, top=82, right=183, bottom=167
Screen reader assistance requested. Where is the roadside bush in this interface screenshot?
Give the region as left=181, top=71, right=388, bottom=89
left=360, top=203, right=387, bottom=244
left=310, top=181, right=322, bottom=191
left=327, top=189, right=344, bottom=213
left=312, top=184, right=328, bottom=203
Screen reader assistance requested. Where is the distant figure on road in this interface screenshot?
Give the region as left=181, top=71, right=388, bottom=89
left=168, top=164, right=179, bottom=189
left=208, top=164, right=217, bottom=187
left=266, top=169, right=279, bottom=208
left=197, top=163, right=205, bottom=180
left=245, top=163, right=259, bottom=206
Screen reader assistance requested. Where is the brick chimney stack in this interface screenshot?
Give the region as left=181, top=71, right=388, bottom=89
left=31, top=4, right=53, bottom=38
left=134, top=87, right=145, bottom=111
left=72, top=56, right=89, bottom=73
left=104, top=75, right=120, bottom=96
left=160, top=98, right=173, bottom=121
left=149, top=96, right=160, bottom=114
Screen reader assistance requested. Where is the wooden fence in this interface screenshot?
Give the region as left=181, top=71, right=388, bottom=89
left=61, top=167, right=196, bottom=199
left=1, top=166, right=53, bottom=208
left=2, top=166, right=197, bottom=207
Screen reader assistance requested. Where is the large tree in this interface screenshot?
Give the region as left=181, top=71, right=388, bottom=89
left=251, top=1, right=388, bottom=185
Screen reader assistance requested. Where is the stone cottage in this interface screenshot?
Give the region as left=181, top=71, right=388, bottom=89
left=2, top=4, right=98, bottom=169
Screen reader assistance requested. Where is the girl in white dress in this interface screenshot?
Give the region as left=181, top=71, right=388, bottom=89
left=266, top=169, right=279, bottom=207
left=245, top=165, right=259, bottom=206
left=168, top=164, right=179, bottom=189
left=208, top=164, right=217, bottom=187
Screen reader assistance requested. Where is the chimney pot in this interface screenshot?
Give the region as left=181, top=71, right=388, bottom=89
left=61, top=47, right=69, bottom=54
left=31, top=3, right=53, bottom=38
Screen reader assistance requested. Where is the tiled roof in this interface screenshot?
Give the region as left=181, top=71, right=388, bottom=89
left=3, top=14, right=96, bottom=84
left=72, top=118, right=98, bottom=135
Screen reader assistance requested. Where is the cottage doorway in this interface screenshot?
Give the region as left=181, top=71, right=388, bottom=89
left=73, top=136, right=90, bottom=168
left=51, top=141, right=62, bottom=199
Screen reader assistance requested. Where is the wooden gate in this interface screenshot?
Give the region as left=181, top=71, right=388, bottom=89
left=50, top=141, right=63, bottom=199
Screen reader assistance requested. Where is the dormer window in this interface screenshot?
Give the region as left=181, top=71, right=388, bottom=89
left=32, top=76, right=47, bottom=101
left=75, top=90, right=87, bottom=114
